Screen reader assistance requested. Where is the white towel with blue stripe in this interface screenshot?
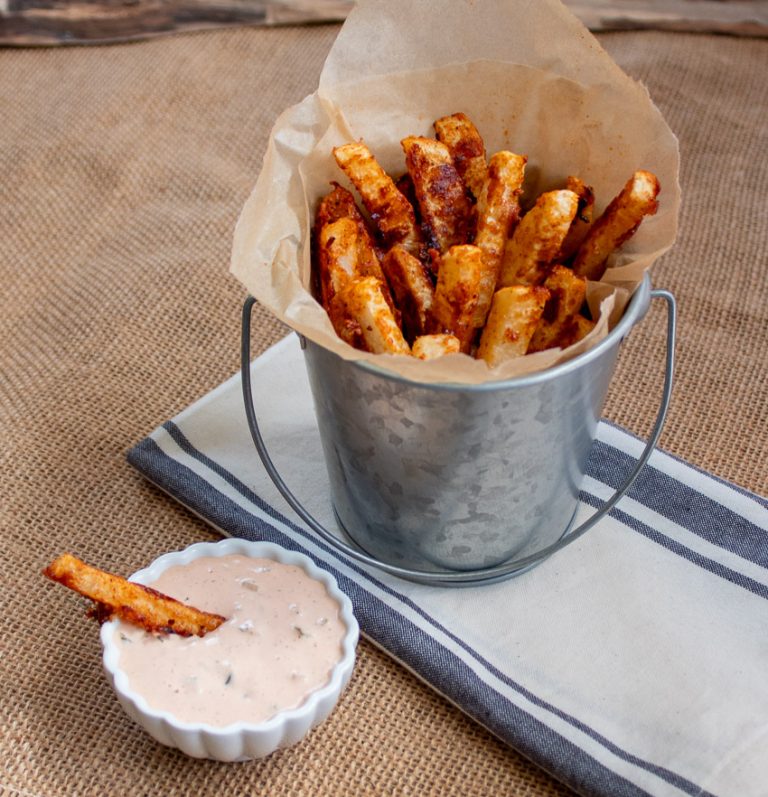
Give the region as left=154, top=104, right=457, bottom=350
left=128, top=334, right=768, bottom=797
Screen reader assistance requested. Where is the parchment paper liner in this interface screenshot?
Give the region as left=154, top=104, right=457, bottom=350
left=231, top=0, right=680, bottom=385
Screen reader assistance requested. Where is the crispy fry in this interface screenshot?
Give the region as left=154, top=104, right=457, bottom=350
left=43, top=553, right=226, bottom=637
left=499, top=189, right=579, bottom=287
left=528, top=265, right=588, bottom=353
left=316, top=218, right=378, bottom=347
left=337, top=276, right=411, bottom=355
left=412, top=334, right=461, bottom=360
left=561, top=313, right=596, bottom=347
left=316, top=185, right=392, bottom=286
left=429, top=244, right=484, bottom=353
left=433, top=112, right=488, bottom=201
left=572, top=170, right=660, bottom=281
left=317, top=213, right=398, bottom=317
left=402, top=135, right=473, bottom=253
left=559, top=176, right=595, bottom=261
left=317, top=217, right=360, bottom=306
left=314, top=182, right=365, bottom=230
left=472, top=151, right=528, bottom=328
left=333, top=141, right=421, bottom=254
left=381, top=244, right=435, bottom=341
left=476, top=286, right=550, bottom=367
left=327, top=293, right=364, bottom=349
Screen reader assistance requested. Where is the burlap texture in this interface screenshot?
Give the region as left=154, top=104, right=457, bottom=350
left=1, top=23, right=765, bottom=797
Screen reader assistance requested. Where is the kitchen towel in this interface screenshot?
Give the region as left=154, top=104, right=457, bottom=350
left=129, top=333, right=768, bottom=797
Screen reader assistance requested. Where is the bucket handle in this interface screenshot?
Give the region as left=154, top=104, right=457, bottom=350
left=241, top=289, right=676, bottom=585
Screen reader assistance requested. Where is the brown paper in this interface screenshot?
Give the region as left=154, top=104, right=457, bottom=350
left=231, top=0, right=680, bottom=384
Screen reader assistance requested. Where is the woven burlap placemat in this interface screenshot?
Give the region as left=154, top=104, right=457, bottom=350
left=1, top=24, right=765, bottom=797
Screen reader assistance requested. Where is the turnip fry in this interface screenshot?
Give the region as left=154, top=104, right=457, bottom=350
left=472, top=150, right=528, bottom=328
left=476, top=286, right=550, bottom=367
left=402, top=135, right=473, bottom=253
left=381, top=244, right=435, bottom=341
left=429, top=244, right=485, bottom=353
left=434, top=112, right=488, bottom=201
left=561, top=313, right=596, bottom=347
left=559, top=176, right=595, bottom=261
left=337, top=276, right=411, bottom=355
left=499, top=189, right=579, bottom=287
left=572, top=170, right=660, bottom=281
left=528, top=265, right=588, bottom=353
left=317, top=217, right=360, bottom=304
left=333, top=141, right=421, bottom=254
left=412, top=334, right=461, bottom=360
left=314, top=182, right=365, bottom=230
left=43, top=553, right=226, bottom=637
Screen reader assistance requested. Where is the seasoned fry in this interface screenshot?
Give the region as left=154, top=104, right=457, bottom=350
left=333, top=141, right=421, bottom=253
left=402, top=135, right=473, bottom=253
left=528, top=265, right=588, bottom=353
left=472, top=151, right=528, bottom=328
left=476, top=286, right=550, bottom=366
left=560, top=313, right=596, bottom=347
left=559, top=176, right=595, bottom=261
left=429, top=244, right=485, bottom=353
left=499, top=189, right=580, bottom=287
left=412, top=334, right=461, bottom=360
left=316, top=217, right=360, bottom=306
left=326, top=293, right=364, bottom=349
left=314, top=182, right=366, bottom=230
left=337, top=276, right=411, bottom=355
left=43, top=553, right=226, bottom=637
left=381, top=244, right=435, bottom=341
left=434, top=112, right=488, bottom=201
left=572, top=170, right=660, bottom=281
left=315, top=184, right=390, bottom=288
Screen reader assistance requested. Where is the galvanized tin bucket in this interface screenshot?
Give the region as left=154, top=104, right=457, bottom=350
left=242, top=275, right=676, bottom=586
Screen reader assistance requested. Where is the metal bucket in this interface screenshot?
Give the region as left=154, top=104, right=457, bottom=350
left=242, top=275, right=676, bottom=586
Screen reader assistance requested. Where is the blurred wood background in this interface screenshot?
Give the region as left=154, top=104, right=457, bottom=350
left=1, top=0, right=766, bottom=46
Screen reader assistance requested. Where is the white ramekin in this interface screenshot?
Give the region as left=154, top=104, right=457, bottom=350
left=100, top=538, right=359, bottom=761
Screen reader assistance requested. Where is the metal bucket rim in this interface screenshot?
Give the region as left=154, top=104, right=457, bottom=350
left=307, top=274, right=652, bottom=392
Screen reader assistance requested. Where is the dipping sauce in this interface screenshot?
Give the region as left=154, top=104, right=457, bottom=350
left=115, top=555, right=347, bottom=727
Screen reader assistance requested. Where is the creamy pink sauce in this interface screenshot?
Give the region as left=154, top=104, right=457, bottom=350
left=115, top=555, right=346, bottom=727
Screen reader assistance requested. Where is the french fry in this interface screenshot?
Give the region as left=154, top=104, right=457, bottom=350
left=314, top=182, right=365, bottom=230
left=333, top=141, right=421, bottom=254
left=434, top=112, right=488, bottom=201
left=402, top=135, right=473, bottom=253
left=412, top=334, right=461, bottom=360
left=561, top=313, right=596, bottom=347
left=559, top=176, right=595, bottom=261
left=476, top=286, right=550, bottom=367
left=327, top=293, right=364, bottom=349
left=528, top=265, right=588, bottom=353
left=381, top=244, right=435, bottom=341
left=472, top=151, right=528, bottom=329
left=499, top=189, right=580, bottom=287
left=337, top=276, right=411, bottom=355
left=43, top=553, right=226, bottom=637
left=316, top=211, right=398, bottom=320
left=317, top=217, right=360, bottom=306
left=572, top=170, right=660, bottom=281
left=429, top=244, right=484, bottom=353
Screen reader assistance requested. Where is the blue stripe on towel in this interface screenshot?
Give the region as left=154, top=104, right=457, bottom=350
left=128, top=428, right=716, bottom=797
left=600, top=419, right=768, bottom=509
left=587, top=439, right=768, bottom=568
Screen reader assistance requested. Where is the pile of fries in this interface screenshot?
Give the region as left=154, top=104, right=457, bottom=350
left=312, top=112, right=660, bottom=367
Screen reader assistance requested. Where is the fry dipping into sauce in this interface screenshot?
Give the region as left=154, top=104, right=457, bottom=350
left=114, top=555, right=347, bottom=727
